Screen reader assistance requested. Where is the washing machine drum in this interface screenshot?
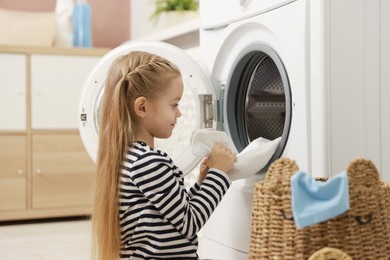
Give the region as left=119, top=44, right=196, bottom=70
left=225, top=48, right=291, bottom=159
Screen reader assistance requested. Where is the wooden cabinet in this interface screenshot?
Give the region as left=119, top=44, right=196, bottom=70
left=0, top=46, right=108, bottom=221
left=30, top=54, right=101, bottom=129
left=0, top=135, right=27, bottom=211
left=32, top=134, right=95, bottom=209
left=0, top=53, right=26, bottom=130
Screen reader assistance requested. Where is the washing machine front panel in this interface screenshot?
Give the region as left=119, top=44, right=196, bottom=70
left=200, top=0, right=297, bottom=29
left=203, top=0, right=309, bottom=172
left=200, top=33, right=293, bottom=255
left=199, top=0, right=308, bottom=255
left=208, top=23, right=293, bottom=173
left=79, top=41, right=216, bottom=174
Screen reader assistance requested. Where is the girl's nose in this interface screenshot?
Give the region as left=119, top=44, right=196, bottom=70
left=177, top=107, right=182, bottom=118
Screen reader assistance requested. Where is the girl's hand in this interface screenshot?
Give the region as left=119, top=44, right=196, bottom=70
left=198, top=158, right=209, bottom=183
left=208, top=143, right=236, bottom=174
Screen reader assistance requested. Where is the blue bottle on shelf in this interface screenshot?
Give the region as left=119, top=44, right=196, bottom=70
left=73, top=0, right=92, bottom=47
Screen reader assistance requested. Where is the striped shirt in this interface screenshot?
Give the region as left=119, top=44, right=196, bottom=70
left=119, top=141, right=231, bottom=259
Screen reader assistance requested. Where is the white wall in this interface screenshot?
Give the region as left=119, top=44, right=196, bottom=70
left=130, top=0, right=156, bottom=39
left=381, top=0, right=390, bottom=183
left=130, top=0, right=199, bottom=49
left=130, top=0, right=194, bottom=40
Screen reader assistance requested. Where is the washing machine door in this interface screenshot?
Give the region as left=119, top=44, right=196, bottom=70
left=225, top=46, right=291, bottom=158
left=79, top=41, right=215, bottom=174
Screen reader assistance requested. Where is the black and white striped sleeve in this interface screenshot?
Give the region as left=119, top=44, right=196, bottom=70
left=129, top=153, right=231, bottom=238
left=187, top=181, right=201, bottom=198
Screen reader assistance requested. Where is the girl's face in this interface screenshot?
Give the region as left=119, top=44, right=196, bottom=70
left=142, top=76, right=184, bottom=141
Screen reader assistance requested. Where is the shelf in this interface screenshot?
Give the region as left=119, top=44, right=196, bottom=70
left=135, top=18, right=200, bottom=42
left=0, top=45, right=110, bottom=56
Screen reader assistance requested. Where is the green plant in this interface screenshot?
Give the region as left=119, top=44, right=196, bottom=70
left=150, top=0, right=199, bottom=21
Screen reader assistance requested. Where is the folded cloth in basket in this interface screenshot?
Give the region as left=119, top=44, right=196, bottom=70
left=291, top=170, right=350, bottom=228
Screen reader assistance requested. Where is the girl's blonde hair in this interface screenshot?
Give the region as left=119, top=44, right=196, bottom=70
left=92, top=51, right=181, bottom=260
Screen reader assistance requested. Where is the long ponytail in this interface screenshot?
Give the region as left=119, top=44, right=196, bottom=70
left=92, top=51, right=180, bottom=259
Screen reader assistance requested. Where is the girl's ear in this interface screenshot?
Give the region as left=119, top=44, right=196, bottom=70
left=134, top=96, right=147, bottom=118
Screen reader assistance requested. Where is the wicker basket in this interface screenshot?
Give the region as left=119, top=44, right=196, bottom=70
left=308, top=247, right=352, bottom=260
left=249, top=157, right=390, bottom=259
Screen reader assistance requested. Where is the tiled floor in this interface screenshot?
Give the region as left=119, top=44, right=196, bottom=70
left=0, top=218, right=91, bottom=260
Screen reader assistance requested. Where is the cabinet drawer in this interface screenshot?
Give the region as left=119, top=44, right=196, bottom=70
left=0, top=54, right=26, bottom=130
left=31, top=54, right=100, bottom=130
left=32, top=134, right=96, bottom=209
left=0, top=135, right=27, bottom=211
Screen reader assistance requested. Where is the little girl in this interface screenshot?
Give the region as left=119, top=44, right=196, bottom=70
left=93, top=51, right=235, bottom=259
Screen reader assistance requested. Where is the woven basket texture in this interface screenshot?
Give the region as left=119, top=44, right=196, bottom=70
left=249, top=157, right=390, bottom=259
left=308, top=247, right=352, bottom=260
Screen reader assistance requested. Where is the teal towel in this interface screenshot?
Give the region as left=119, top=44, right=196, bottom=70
left=291, top=171, right=350, bottom=229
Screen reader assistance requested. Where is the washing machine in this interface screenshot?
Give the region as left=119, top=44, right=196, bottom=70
left=79, top=0, right=386, bottom=259
left=196, top=0, right=307, bottom=258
